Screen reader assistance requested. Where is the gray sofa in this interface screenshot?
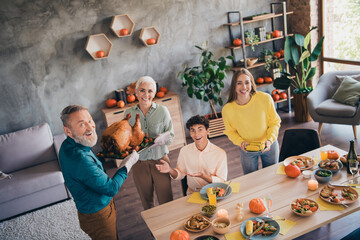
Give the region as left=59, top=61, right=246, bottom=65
left=0, top=123, right=70, bottom=221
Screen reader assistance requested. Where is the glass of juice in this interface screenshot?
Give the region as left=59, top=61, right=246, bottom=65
left=320, top=151, right=328, bottom=161
left=207, top=188, right=217, bottom=206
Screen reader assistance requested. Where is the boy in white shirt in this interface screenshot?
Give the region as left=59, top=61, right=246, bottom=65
left=156, top=115, right=228, bottom=195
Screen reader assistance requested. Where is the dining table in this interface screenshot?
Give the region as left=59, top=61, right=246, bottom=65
left=141, top=144, right=360, bottom=240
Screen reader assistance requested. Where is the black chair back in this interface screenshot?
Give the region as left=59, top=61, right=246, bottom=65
left=279, top=129, right=321, bottom=162
left=181, top=176, right=188, bottom=196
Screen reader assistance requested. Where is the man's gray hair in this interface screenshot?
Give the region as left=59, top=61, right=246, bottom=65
left=60, top=105, right=88, bottom=127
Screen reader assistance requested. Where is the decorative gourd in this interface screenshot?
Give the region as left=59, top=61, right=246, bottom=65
left=249, top=198, right=266, bottom=214
left=327, top=150, right=340, bottom=160
left=170, top=230, right=190, bottom=240
left=285, top=163, right=301, bottom=178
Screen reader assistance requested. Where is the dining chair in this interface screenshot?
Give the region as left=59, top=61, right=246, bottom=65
left=181, top=176, right=188, bottom=196
left=279, top=128, right=321, bottom=162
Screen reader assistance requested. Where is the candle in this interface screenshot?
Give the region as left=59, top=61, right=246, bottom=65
left=308, top=180, right=319, bottom=190
left=217, top=209, right=228, bottom=218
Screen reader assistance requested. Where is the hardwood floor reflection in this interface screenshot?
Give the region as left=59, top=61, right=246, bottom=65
left=104, top=110, right=360, bottom=240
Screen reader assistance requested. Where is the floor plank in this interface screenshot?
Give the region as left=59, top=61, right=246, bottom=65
left=104, top=110, right=360, bottom=240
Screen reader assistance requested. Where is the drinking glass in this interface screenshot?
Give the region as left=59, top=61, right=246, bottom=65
left=320, top=151, right=328, bottom=161
left=262, top=194, right=272, bottom=218
left=348, top=160, right=359, bottom=184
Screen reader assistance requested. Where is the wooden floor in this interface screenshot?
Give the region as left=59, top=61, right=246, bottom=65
left=104, top=110, right=360, bottom=240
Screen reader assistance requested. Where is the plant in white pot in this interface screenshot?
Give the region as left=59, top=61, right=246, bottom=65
left=177, top=41, right=233, bottom=120
left=274, top=26, right=324, bottom=122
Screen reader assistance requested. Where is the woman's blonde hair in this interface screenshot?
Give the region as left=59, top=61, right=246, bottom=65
left=227, top=68, right=257, bottom=103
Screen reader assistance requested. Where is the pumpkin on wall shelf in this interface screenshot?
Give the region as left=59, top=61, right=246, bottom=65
left=249, top=198, right=266, bottom=214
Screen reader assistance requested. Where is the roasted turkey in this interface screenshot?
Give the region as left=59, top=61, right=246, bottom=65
left=100, top=113, right=145, bottom=153
left=130, top=114, right=145, bottom=147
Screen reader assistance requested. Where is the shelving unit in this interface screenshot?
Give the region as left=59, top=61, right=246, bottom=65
left=224, top=2, right=293, bottom=111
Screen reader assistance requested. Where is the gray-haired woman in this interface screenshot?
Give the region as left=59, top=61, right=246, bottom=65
left=124, top=76, right=174, bottom=210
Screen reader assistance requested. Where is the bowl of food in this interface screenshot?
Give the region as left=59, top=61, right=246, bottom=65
left=201, top=204, right=217, bottom=218
left=314, top=169, right=333, bottom=183
left=211, top=217, right=230, bottom=234
left=290, top=198, right=318, bottom=216
left=184, top=215, right=211, bottom=232
left=318, top=159, right=343, bottom=174
left=194, top=236, right=219, bottom=240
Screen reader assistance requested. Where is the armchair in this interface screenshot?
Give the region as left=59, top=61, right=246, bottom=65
left=307, top=71, right=360, bottom=139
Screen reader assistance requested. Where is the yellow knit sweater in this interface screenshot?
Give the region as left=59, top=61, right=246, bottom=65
left=222, top=91, right=281, bottom=147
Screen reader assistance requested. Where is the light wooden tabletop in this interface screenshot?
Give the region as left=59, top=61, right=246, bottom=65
left=141, top=145, right=359, bottom=240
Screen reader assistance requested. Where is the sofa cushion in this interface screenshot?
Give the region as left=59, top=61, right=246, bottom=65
left=316, top=99, right=358, bottom=117
left=0, top=123, right=57, bottom=173
left=332, top=76, right=360, bottom=106
left=0, top=160, right=64, bottom=204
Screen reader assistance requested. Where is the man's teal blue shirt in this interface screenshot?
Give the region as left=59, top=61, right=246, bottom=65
left=59, top=137, right=127, bottom=214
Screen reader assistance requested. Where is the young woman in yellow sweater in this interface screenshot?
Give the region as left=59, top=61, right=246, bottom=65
left=222, top=68, right=281, bottom=174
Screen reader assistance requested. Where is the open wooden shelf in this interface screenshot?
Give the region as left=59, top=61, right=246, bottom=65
left=225, top=34, right=294, bottom=50
left=139, top=27, right=160, bottom=46
left=231, top=58, right=285, bottom=71
left=85, top=34, right=112, bottom=60
left=110, top=14, right=135, bottom=38
left=274, top=95, right=293, bottom=104
left=223, top=11, right=294, bottom=26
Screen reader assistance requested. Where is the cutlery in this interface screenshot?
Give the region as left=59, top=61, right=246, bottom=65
left=245, top=218, right=265, bottom=240
left=224, top=181, right=232, bottom=195
left=201, top=216, right=212, bottom=224
left=329, top=183, right=360, bottom=189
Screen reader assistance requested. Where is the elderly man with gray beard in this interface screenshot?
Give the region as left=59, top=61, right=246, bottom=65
left=59, top=105, right=139, bottom=240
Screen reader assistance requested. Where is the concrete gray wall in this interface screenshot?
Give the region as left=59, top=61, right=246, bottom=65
left=0, top=0, right=282, bottom=140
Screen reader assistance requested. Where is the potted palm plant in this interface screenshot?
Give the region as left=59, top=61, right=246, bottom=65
left=177, top=41, right=233, bottom=137
left=274, top=26, right=324, bottom=122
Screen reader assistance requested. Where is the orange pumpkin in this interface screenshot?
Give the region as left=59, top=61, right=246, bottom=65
left=256, top=77, right=264, bottom=84
left=285, top=163, right=301, bottom=178
left=159, top=87, right=168, bottom=94
left=249, top=198, right=266, bottom=214
left=170, top=230, right=190, bottom=240
left=106, top=99, right=117, bottom=108
left=127, top=94, right=136, bottom=103
left=264, top=76, right=273, bottom=83
left=327, top=150, right=340, bottom=160
left=156, top=91, right=165, bottom=98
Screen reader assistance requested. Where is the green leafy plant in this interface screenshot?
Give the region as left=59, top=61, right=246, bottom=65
left=245, top=30, right=260, bottom=51
left=274, top=26, right=325, bottom=93
left=177, top=41, right=234, bottom=118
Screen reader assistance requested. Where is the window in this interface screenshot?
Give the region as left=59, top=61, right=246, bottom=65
left=321, top=0, right=360, bottom=72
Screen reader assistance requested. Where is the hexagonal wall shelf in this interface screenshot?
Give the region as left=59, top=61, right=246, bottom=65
left=139, top=27, right=160, bottom=47
left=85, top=34, right=112, bottom=60
left=110, top=14, right=135, bottom=38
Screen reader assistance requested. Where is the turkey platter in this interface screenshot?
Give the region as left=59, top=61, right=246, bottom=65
left=100, top=113, right=153, bottom=158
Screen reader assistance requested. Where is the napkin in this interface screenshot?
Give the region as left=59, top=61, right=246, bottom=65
left=316, top=197, right=344, bottom=211
left=230, top=182, right=241, bottom=193
left=187, top=192, right=207, bottom=204
left=276, top=165, right=286, bottom=175
left=274, top=215, right=296, bottom=235
left=225, top=231, right=245, bottom=240
left=313, top=156, right=320, bottom=165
